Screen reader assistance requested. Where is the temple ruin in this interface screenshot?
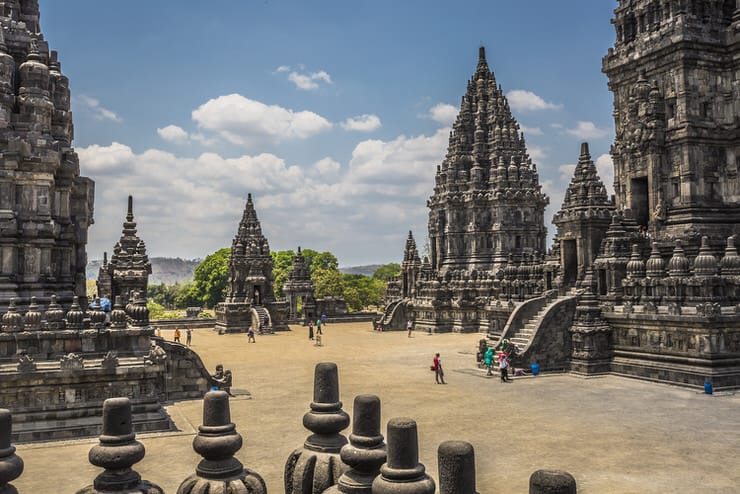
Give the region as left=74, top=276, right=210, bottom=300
left=382, top=1, right=740, bottom=389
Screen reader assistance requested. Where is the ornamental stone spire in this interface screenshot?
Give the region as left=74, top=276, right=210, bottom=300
left=98, top=196, right=152, bottom=304
left=428, top=46, right=548, bottom=274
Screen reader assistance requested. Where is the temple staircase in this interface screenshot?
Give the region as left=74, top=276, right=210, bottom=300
left=376, top=299, right=408, bottom=331
left=253, top=306, right=274, bottom=334
left=494, top=289, right=579, bottom=370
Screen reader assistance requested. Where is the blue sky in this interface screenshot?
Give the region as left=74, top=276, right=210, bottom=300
left=39, top=0, right=618, bottom=266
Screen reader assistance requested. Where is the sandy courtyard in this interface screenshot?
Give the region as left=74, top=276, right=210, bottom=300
left=13, top=322, right=740, bottom=493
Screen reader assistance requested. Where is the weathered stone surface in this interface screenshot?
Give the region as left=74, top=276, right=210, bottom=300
left=371, top=417, right=435, bottom=494
left=0, top=409, right=23, bottom=493
left=77, top=397, right=162, bottom=494
left=324, top=394, right=386, bottom=494
left=437, top=440, right=478, bottom=494
left=177, top=391, right=266, bottom=494
left=285, top=362, right=350, bottom=494
left=529, top=469, right=577, bottom=494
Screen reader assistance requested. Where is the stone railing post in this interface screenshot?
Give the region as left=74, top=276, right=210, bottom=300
left=0, top=409, right=23, bottom=493
left=529, top=469, right=577, bottom=494
left=371, top=417, right=435, bottom=494
left=285, top=362, right=350, bottom=494
left=323, top=394, right=386, bottom=493
left=178, top=390, right=266, bottom=493
left=437, top=440, right=478, bottom=494
left=77, top=397, right=162, bottom=493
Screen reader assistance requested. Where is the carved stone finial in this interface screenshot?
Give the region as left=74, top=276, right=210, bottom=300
left=60, top=352, right=84, bottom=370
left=178, top=391, right=266, bottom=493
left=285, top=362, right=350, bottom=494
left=325, top=394, right=386, bottom=494
left=371, top=417, right=435, bottom=494
left=101, top=351, right=119, bottom=371
left=1, top=299, right=23, bottom=333
left=77, top=398, right=162, bottom=494
left=0, top=409, right=24, bottom=493
left=438, top=440, right=479, bottom=494
left=16, top=353, right=36, bottom=373
left=529, top=469, right=577, bottom=494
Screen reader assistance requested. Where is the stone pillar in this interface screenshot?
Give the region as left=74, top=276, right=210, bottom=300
left=285, top=362, right=350, bottom=494
left=371, top=417, right=435, bottom=494
left=529, top=469, right=577, bottom=494
left=178, top=391, right=266, bottom=493
left=77, top=397, right=162, bottom=494
left=0, top=409, right=23, bottom=493
left=438, top=440, right=478, bottom=494
left=323, top=394, right=386, bottom=494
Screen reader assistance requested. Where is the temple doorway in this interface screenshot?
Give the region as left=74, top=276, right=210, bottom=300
left=562, top=239, right=578, bottom=287
left=631, top=177, right=649, bottom=228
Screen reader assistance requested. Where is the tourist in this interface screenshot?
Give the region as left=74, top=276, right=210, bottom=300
left=433, top=352, right=446, bottom=384
left=321, top=313, right=327, bottom=327
left=484, top=346, right=494, bottom=376
left=316, top=318, right=322, bottom=335
left=499, top=351, right=510, bottom=383
left=407, top=320, right=413, bottom=337
left=308, top=321, right=314, bottom=340
left=174, top=327, right=181, bottom=343
left=315, top=331, right=322, bottom=347
left=376, top=323, right=382, bottom=332
left=263, top=314, right=269, bottom=331
left=155, top=327, right=161, bottom=338
left=186, top=328, right=192, bottom=347
left=247, top=326, right=256, bottom=343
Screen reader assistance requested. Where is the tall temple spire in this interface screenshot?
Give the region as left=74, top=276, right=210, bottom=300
left=427, top=46, right=548, bottom=273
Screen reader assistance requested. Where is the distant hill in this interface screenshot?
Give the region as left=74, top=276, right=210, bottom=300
left=340, top=264, right=383, bottom=277
left=87, top=257, right=200, bottom=285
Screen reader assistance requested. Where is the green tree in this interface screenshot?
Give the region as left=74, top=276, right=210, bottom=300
left=341, top=274, right=386, bottom=311
left=313, top=268, right=344, bottom=299
left=372, top=263, right=401, bottom=281
left=302, top=249, right=339, bottom=273
left=271, top=249, right=295, bottom=299
left=187, top=248, right=231, bottom=308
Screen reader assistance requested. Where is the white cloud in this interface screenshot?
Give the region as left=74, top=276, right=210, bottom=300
left=558, top=164, right=576, bottom=181
left=595, top=153, right=615, bottom=196
left=157, top=125, right=189, bottom=143
left=521, top=125, right=543, bottom=136
left=276, top=66, right=333, bottom=90
left=192, top=93, right=332, bottom=147
left=312, top=157, right=342, bottom=176
left=80, top=127, right=449, bottom=265
left=341, top=114, right=382, bottom=132
left=425, top=103, right=458, bottom=126
left=506, top=90, right=562, bottom=112
left=76, top=95, right=122, bottom=122
left=528, top=146, right=547, bottom=162
left=550, top=123, right=563, bottom=129
left=566, top=121, right=610, bottom=139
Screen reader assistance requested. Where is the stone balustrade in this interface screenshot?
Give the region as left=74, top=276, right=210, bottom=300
left=0, top=362, right=578, bottom=493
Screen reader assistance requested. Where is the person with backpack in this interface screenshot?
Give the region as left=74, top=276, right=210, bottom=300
left=499, top=351, right=510, bottom=382
left=484, top=346, right=494, bottom=376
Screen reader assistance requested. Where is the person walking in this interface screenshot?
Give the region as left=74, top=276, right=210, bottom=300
left=321, top=313, right=327, bottom=327
left=433, top=352, right=446, bottom=384
left=316, top=318, right=323, bottom=336
left=173, top=327, right=181, bottom=343
left=247, top=326, right=256, bottom=343
left=499, top=351, right=510, bottom=382
left=308, top=321, right=314, bottom=340
left=155, top=327, right=162, bottom=338
left=407, top=320, right=413, bottom=338
left=186, top=328, right=192, bottom=347
left=484, top=346, right=494, bottom=376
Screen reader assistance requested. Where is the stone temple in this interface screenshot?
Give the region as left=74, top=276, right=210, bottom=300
left=0, top=1, right=214, bottom=442
left=0, top=0, right=93, bottom=311
left=216, top=193, right=289, bottom=333
left=382, top=1, right=740, bottom=389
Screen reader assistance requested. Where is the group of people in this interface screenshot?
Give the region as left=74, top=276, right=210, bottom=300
left=308, top=313, right=327, bottom=346
left=483, top=339, right=516, bottom=382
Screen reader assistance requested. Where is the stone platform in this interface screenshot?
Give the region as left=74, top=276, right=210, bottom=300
left=13, top=322, right=740, bottom=493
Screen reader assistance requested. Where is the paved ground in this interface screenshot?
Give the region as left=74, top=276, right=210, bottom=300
left=13, top=323, right=740, bottom=493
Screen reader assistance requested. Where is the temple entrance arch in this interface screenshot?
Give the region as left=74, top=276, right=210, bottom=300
left=562, top=239, right=578, bottom=287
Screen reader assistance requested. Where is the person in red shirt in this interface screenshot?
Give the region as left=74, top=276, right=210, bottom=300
left=433, top=353, right=446, bottom=384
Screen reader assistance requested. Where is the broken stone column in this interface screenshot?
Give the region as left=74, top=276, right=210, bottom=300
left=0, top=409, right=23, bottom=494
left=371, top=417, right=435, bottom=494
left=324, top=394, right=386, bottom=493
left=77, top=398, right=162, bottom=493
left=177, top=390, right=266, bottom=493
left=437, top=440, right=478, bottom=494
left=285, top=362, right=350, bottom=494
left=529, top=469, right=577, bottom=494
